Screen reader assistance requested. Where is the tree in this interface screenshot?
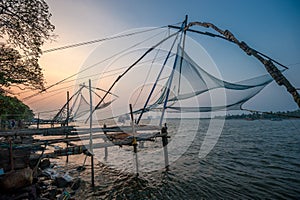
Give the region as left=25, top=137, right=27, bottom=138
left=0, top=94, right=34, bottom=120
left=0, top=0, right=55, bottom=92
left=0, top=43, right=44, bottom=91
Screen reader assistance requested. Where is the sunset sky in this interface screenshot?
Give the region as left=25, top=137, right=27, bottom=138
left=22, top=0, right=300, bottom=118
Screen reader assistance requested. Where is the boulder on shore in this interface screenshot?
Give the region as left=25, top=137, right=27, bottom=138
left=0, top=167, right=33, bottom=191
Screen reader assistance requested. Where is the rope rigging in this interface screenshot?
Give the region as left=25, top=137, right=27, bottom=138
left=19, top=17, right=299, bottom=119
left=132, top=31, right=169, bottom=108
left=21, top=28, right=169, bottom=100
left=42, top=25, right=173, bottom=53
left=24, top=53, right=175, bottom=107
left=85, top=30, right=182, bottom=123
left=181, top=22, right=299, bottom=108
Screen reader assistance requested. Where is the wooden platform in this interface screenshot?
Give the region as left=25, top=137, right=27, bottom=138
left=0, top=124, right=168, bottom=173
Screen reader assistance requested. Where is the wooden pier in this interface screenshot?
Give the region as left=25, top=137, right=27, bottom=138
left=0, top=123, right=170, bottom=176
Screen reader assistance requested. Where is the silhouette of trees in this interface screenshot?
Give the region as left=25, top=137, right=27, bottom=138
left=216, top=110, right=300, bottom=120
left=0, top=0, right=55, bottom=92
left=0, top=94, right=33, bottom=121
left=0, top=44, right=44, bottom=91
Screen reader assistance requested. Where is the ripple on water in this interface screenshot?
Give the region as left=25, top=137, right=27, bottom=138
left=72, top=119, right=300, bottom=199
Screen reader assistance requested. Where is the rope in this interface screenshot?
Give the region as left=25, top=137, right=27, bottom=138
left=86, top=31, right=181, bottom=123
left=24, top=54, right=174, bottom=110
left=136, top=32, right=181, bottom=124
left=21, top=28, right=168, bottom=100
left=185, top=21, right=300, bottom=108
left=42, top=26, right=170, bottom=53
left=132, top=31, right=169, bottom=108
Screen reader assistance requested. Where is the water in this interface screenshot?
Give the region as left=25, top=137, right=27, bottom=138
left=73, top=119, right=300, bottom=199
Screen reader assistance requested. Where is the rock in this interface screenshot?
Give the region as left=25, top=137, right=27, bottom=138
left=36, top=168, right=43, bottom=177
left=57, top=190, right=71, bottom=200
left=71, top=178, right=81, bottom=190
left=76, top=166, right=86, bottom=172
left=42, top=186, right=57, bottom=199
left=39, top=159, right=50, bottom=170
left=37, top=180, right=51, bottom=194
left=55, top=173, right=73, bottom=188
left=42, top=168, right=58, bottom=179
left=0, top=184, right=37, bottom=200
left=29, top=157, right=39, bottom=169
left=55, top=177, right=69, bottom=188
left=48, top=187, right=57, bottom=198
left=12, top=192, right=29, bottom=200
left=62, top=173, right=73, bottom=182
left=0, top=167, right=33, bottom=191
left=24, top=184, right=37, bottom=200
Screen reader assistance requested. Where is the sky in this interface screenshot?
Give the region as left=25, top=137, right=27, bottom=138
left=22, top=0, right=300, bottom=117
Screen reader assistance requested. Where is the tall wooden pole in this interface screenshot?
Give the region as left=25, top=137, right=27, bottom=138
left=161, top=123, right=169, bottom=169
left=66, top=91, right=70, bottom=163
left=89, top=79, right=95, bottom=187
left=103, top=124, right=108, bottom=161
left=37, top=113, right=40, bottom=129
left=130, top=104, right=139, bottom=177
left=159, top=16, right=187, bottom=169
left=159, top=15, right=187, bottom=127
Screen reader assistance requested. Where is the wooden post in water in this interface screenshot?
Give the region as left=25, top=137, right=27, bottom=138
left=66, top=91, right=70, bottom=163
left=37, top=113, right=40, bottom=129
left=130, top=104, right=139, bottom=177
left=89, top=79, right=95, bottom=187
left=9, top=138, right=14, bottom=171
left=103, top=124, right=108, bottom=161
left=161, top=123, right=169, bottom=169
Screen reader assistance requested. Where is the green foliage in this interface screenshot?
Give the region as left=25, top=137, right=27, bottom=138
left=0, top=94, right=34, bottom=120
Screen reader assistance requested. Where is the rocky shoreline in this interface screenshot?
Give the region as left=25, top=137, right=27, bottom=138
left=0, top=158, right=87, bottom=200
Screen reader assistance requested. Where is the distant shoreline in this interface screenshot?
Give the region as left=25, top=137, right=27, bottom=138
left=214, top=109, right=300, bottom=120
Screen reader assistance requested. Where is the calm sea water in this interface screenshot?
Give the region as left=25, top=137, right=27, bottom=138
left=74, top=119, right=300, bottom=199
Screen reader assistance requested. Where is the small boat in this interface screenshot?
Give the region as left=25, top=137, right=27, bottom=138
left=104, top=132, right=132, bottom=146
left=104, top=130, right=159, bottom=147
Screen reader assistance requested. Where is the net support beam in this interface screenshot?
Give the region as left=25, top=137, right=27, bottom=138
left=170, top=21, right=300, bottom=108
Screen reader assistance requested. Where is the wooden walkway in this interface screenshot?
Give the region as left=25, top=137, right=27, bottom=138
left=0, top=124, right=170, bottom=179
